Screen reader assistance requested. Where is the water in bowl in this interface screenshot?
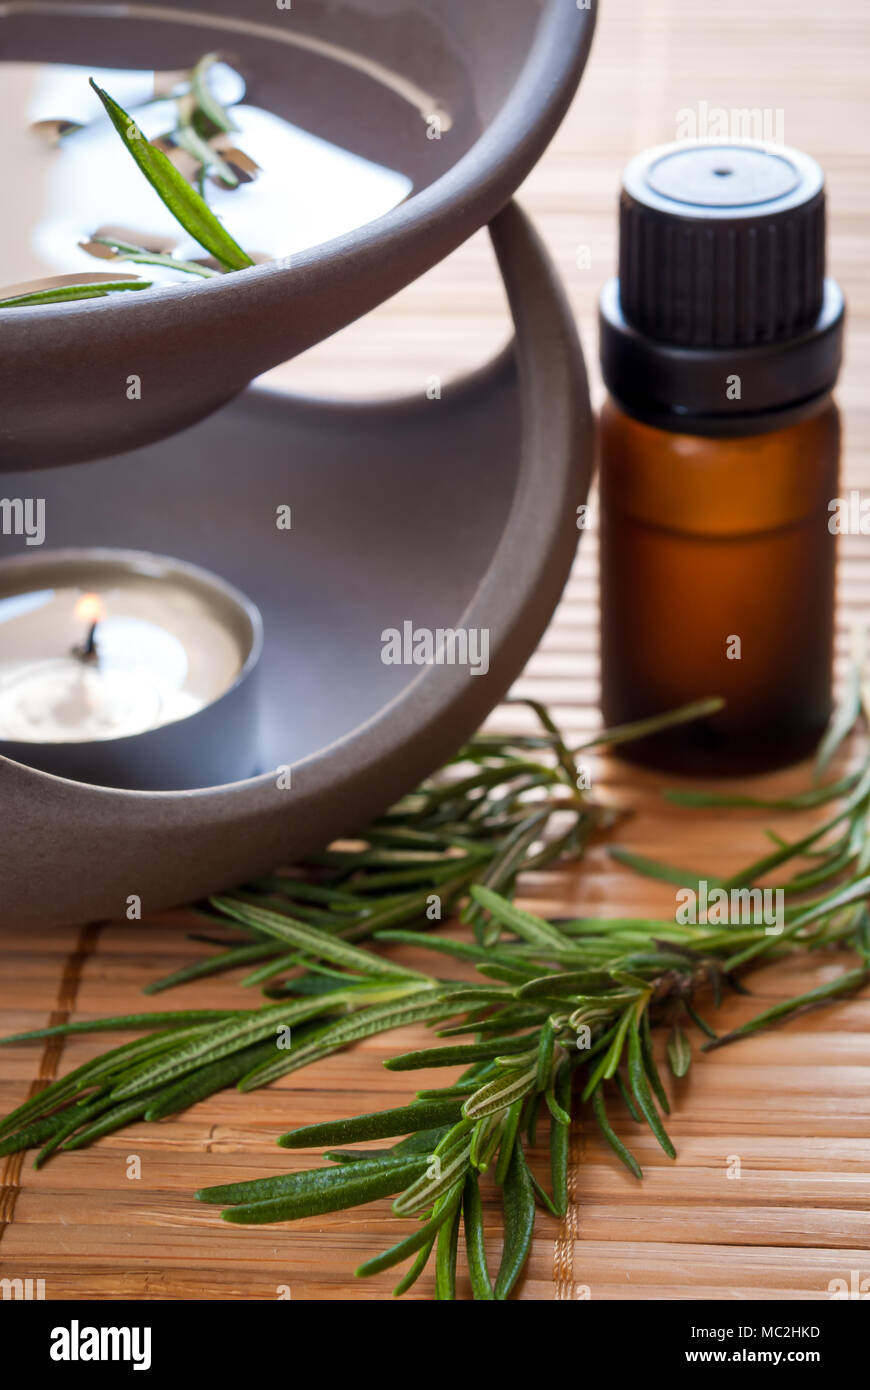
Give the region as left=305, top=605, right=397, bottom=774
left=0, top=56, right=413, bottom=296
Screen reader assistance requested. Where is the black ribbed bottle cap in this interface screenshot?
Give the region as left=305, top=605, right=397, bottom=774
left=599, top=141, right=845, bottom=435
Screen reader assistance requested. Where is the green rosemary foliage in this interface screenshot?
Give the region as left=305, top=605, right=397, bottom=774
left=2, top=681, right=869, bottom=1298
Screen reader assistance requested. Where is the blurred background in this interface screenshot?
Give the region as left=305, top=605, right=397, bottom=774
left=267, top=0, right=868, bottom=432
left=264, top=0, right=868, bottom=748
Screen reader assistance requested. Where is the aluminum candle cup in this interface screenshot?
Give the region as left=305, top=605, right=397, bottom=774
left=0, top=549, right=262, bottom=790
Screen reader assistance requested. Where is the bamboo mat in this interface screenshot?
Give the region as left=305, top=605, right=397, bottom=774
left=2, top=0, right=869, bottom=1300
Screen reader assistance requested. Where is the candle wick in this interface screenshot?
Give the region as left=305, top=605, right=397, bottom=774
left=74, top=621, right=100, bottom=664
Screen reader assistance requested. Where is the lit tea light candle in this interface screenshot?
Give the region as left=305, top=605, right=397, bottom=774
left=0, top=549, right=262, bottom=789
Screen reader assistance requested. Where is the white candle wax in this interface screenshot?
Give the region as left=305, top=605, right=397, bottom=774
left=0, top=551, right=257, bottom=747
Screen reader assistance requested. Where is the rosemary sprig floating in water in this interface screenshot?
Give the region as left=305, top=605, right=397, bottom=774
left=1, top=684, right=869, bottom=1299
left=0, top=55, right=254, bottom=309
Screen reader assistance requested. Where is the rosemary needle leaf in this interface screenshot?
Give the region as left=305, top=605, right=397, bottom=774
left=722, top=766, right=870, bottom=890
left=544, top=1083, right=571, bottom=1128
left=216, top=1157, right=430, bottom=1223
left=143, top=943, right=277, bottom=994
left=85, top=235, right=220, bottom=278
left=640, top=1010, right=671, bottom=1115
left=591, top=1086, right=643, bottom=1180
left=238, top=991, right=461, bottom=1090
left=441, top=986, right=511, bottom=1007
left=390, top=1127, right=453, bottom=1156
left=477, top=962, right=540, bottom=985
left=494, top=1141, right=536, bottom=1300
left=517, top=970, right=617, bottom=999
left=684, top=1000, right=719, bottom=1040
left=512, top=697, right=579, bottom=784
left=279, top=1098, right=464, bottom=1149
left=667, top=1024, right=692, bottom=1078
left=0, top=1010, right=237, bottom=1044
left=34, top=1101, right=114, bottom=1168
left=211, top=896, right=428, bottom=981
left=356, top=1187, right=463, bottom=1279
left=527, top=1170, right=559, bottom=1217
left=525, top=1089, right=543, bottom=1146
left=239, top=951, right=307, bottom=988
left=422, top=761, right=544, bottom=811
left=702, top=967, right=870, bottom=1052
left=198, top=1156, right=428, bottom=1212
left=0, top=280, right=152, bottom=308
left=723, top=872, right=870, bottom=973
left=385, top=1037, right=534, bottom=1071
left=535, top=1020, right=556, bottom=1092
left=463, top=1065, right=537, bottom=1121
left=785, top=872, right=870, bottom=934
left=0, top=1105, right=94, bottom=1160
left=470, top=886, right=569, bottom=948
left=60, top=1096, right=153, bottom=1153
left=323, top=1150, right=399, bottom=1166
left=573, top=696, right=725, bottom=752
left=470, top=811, right=550, bottom=927
left=271, top=972, right=351, bottom=997
left=580, top=1006, right=632, bottom=1100
left=0, top=1033, right=189, bottom=1142
left=494, top=1099, right=523, bottom=1185
left=608, top=846, right=715, bottom=889
left=108, top=997, right=344, bottom=1101
left=144, top=1040, right=277, bottom=1121
left=324, top=1127, right=447, bottom=1165
left=172, top=123, right=239, bottom=187
left=88, top=79, right=254, bottom=271
left=190, top=53, right=240, bottom=134
left=663, top=771, right=860, bottom=811
left=392, top=1140, right=472, bottom=1216
left=550, top=1061, right=573, bottom=1215
left=627, top=1018, right=676, bottom=1159
left=436, top=1197, right=461, bottom=1299
left=373, top=931, right=503, bottom=965
left=464, top=1172, right=495, bottom=1299
left=392, top=1240, right=436, bottom=1297
left=615, top=1068, right=643, bottom=1122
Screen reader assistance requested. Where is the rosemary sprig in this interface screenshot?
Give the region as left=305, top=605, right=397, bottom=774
left=195, top=849, right=868, bottom=1296
left=0, top=698, right=710, bottom=1158
left=2, top=56, right=254, bottom=311
left=1, top=682, right=868, bottom=1298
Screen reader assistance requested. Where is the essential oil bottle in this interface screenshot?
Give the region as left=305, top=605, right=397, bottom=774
left=598, top=141, right=845, bottom=775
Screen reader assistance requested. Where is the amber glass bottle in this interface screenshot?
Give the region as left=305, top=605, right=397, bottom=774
left=599, top=142, right=845, bottom=774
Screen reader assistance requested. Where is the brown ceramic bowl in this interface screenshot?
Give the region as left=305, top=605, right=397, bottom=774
left=0, top=202, right=594, bottom=928
left=0, top=0, right=596, bottom=469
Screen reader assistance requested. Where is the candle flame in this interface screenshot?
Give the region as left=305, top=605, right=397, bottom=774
left=74, top=593, right=105, bottom=627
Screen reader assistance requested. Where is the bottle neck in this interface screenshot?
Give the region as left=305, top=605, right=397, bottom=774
left=599, top=277, right=845, bottom=439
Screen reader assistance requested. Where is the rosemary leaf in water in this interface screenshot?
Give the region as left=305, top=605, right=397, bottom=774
left=0, top=280, right=152, bottom=308
left=88, top=78, right=254, bottom=271
left=84, top=235, right=220, bottom=278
